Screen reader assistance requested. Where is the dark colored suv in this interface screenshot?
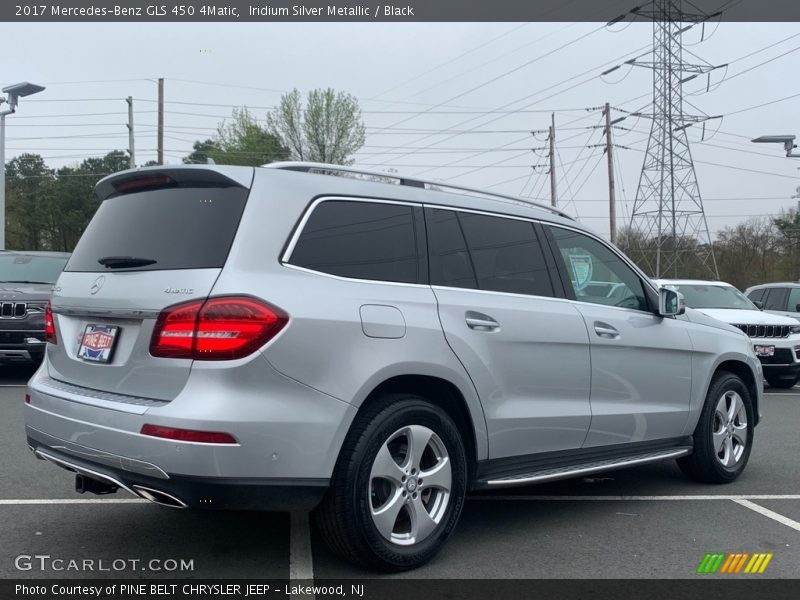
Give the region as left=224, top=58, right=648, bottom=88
left=0, top=251, right=69, bottom=364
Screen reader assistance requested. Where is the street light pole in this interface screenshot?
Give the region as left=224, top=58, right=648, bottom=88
left=0, top=81, right=45, bottom=250
left=0, top=105, right=10, bottom=252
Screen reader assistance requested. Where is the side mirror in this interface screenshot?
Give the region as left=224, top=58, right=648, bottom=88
left=753, top=300, right=764, bottom=310
left=794, top=303, right=800, bottom=313
left=659, top=288, right=685, bottom=317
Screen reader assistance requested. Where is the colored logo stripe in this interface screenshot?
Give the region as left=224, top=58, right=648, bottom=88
left=697, top=553, right=773, bottom=574
left=697, top=553, right=725, bottom=573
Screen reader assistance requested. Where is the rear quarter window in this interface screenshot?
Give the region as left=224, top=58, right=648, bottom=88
left=288, top=200, right=422, bottom=284
left=66, top=186, right=248, bottom=272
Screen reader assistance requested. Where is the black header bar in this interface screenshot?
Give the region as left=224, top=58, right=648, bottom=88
left=3, top=0, right=800, bottom=23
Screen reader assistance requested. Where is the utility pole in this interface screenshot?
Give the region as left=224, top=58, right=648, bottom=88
left=604, top=102, right=617, bottom=244
left=126, top=96, right=135, bottom=169
left=157, top=78, right=164, bottom=165
left=549, top=112, right=557, bottom=207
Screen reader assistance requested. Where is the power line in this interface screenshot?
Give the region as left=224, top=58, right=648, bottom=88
left=368, top=22, right=532, bottom=100
left=366, top=23, right=611, bottom=155
left=369, top=42, right=652, bottom=170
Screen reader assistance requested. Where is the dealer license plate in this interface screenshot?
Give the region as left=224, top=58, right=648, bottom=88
left=77, top=325, right=120, bottom=363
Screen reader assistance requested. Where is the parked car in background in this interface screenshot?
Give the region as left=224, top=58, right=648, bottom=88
left=0, top=251, right=69, bottom=365
left=657, top=279, right=800, bottom=388
left=25, top=163, right=762, bottom=571
left=745, top=282, right=800, bottom=322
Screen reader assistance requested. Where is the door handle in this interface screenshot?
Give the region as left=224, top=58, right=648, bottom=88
left=465, top=311, right=500, bottom=331
left=593, top=322, right=620, bottom=339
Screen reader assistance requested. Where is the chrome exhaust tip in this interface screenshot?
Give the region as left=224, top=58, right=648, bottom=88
left=133, top=485, right=187, bottom=509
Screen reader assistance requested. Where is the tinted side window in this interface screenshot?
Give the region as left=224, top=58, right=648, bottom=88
left=747, top=288, right=765, bottom=303
left=548, top=225, right=648, bottom=311
left=764, top=287, right=789, bottom=311
left=458, top=212, right=554, bottom=297
left=289, top=200, right=420, bottom=284
left=788, top=288, right=800, bottom=313
left=425, top=208, right=477, bottom=289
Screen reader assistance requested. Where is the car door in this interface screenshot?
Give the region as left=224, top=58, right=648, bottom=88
left=761, top=286, right=800, bottom=321
left=425, top=207, right=592, bottom=459
left=762, top=287, right=790, bottom=318
left=785, top=288, right=800, bottom=321
left=543, top=224, right=694, bottom=448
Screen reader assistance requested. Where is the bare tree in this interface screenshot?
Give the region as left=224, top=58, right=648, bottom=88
left=267, top=88, right=366, bottom=165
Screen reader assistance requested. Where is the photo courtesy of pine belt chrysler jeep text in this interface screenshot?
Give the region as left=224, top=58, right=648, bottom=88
left=25, top=162, right=763, bottom=571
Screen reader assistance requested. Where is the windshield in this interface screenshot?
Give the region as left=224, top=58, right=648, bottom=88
left=667, top=284, right=756, bottom=310
left=0, top=254, right=68, bottom=284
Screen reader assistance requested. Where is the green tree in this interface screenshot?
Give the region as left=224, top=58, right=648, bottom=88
left=183, top=138, right=220, bottom=165
left=5, top=153, right=55, bottom=250
left=267, top=88, right=366, bottom=165
left=5, top=150, right=129, bottom=252
left=202, top=107, right=289, bottom=166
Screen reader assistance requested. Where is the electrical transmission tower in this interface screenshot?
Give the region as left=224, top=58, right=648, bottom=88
left=625, top=0, right=722, bottom=279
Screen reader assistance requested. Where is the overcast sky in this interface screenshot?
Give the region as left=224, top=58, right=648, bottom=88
left=3, top=18, right=800, bottom=239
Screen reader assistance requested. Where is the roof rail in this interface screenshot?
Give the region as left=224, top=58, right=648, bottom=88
left=263, top=161, right=574, bottom=220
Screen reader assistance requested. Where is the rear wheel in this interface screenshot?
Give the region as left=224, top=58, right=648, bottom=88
left=314, top=393, right=467, bottom=571
left=765, top=373, right=796, bottom=389
left=678, top=372, right=754, bottom=483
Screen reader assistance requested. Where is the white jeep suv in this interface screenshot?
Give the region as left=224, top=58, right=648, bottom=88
left=657, top=279, right=800, bottom=388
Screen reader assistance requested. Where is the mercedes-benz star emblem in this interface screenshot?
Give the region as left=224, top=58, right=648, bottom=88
left=90, top=276, right=106, bottom=295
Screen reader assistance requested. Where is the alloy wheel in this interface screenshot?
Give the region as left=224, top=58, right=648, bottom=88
left=712, top=390, right=748, bottom=468
left=368, top=425, right=452, bottom=546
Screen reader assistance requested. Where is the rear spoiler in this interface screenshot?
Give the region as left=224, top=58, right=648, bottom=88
left=95, top=166, right=254, bottom=201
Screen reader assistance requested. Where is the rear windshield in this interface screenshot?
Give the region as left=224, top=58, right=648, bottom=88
left=0, top=254, right=68, bottom=284
left=66, top=186, right=248, bottom=272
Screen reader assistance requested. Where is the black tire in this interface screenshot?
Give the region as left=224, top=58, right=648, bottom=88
left=765, top=374, right=797, bottom=389
left=678, top=371, right=754, bottom=484
left=314, top=393, right=467, bottom=572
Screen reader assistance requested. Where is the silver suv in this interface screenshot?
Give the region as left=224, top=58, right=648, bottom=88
left=25, top=162, right=762, bottom=571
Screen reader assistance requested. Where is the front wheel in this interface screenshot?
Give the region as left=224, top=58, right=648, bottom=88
left=314, top=394, right=467, bottom=571
left=678, top=372, right=754, bottom=483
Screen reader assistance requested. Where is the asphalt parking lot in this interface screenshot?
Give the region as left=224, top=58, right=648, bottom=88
left=2, top=364, right=799, bottom=580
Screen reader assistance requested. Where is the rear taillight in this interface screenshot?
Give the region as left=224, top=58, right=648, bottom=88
left=140, top=424, right=237, bottom=444
left=150, top=296, right=288, bottom=360
left=45, top=302, right=57, bottom=344
left=24, top=394, right=31, bottom=404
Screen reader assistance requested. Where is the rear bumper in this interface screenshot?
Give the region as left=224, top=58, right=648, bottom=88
left=24, top=355, right=357, bottom=502
left=27, top=434, right=328, bottom=510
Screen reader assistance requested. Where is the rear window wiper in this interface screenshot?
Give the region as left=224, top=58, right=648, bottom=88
left=98, top=256, right=158, bottom=269
left=0, top=280, right=53, bottom=284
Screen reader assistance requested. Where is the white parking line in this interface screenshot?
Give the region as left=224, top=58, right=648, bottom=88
left=732, top=498, right=800, bottom=532
left=468, top=494, right=800, bottom=501
left=289, top=511, right=314, bottom=581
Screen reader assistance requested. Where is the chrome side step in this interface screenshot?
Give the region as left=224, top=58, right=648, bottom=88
left=484, top=448, right=691, bottom=487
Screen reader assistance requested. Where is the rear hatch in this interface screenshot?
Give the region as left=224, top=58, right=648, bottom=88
left=47, top=166, right=253, bottom=400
